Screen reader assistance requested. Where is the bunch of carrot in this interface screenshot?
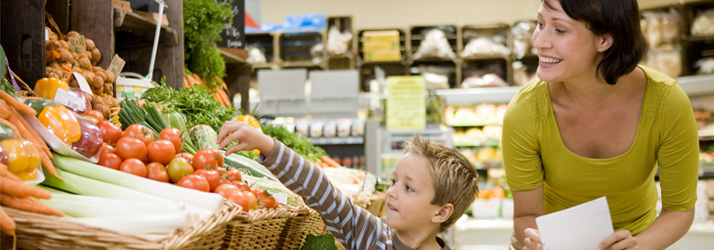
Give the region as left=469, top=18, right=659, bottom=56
left=183, top=73, right=232, bottom=107
left=1, top=164, right=65, bottom=237
left=0, top=91, right=59, bottom=179
left=313, top=156, right=342, bottom=168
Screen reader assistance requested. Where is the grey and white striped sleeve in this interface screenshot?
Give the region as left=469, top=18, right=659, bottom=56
left=260, top=139, right=392, bottom=250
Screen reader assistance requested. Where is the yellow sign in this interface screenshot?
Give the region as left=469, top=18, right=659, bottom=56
left=386, top=76, right=426, bottom=130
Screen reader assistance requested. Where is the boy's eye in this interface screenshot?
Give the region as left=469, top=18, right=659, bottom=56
left=390, top=179, right=396, bottom=185
left=405, top=185, right=413, bottom=192
left=536, top=21, right=544, bottom=29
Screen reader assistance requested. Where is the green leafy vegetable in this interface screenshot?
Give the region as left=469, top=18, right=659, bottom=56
left=301, top=234, right=338, bottom=250
left=142, top=85, right=237, bottom=131
left=0, top=78, right=15, bottom=95
left=261, top=123, right=327, bottom=162
left=183, top=0, right=232, bottom=89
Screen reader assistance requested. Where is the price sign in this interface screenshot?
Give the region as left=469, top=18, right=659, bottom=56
left=68, top=35, right=86, bottom=54
left=386, top=76, right=426, bottom=131
left=216, top=0, right=246, bottom=49
left=73, top=72, right=94, bottom=95
left=54, top=88, right=86, bottom=111
left=107, top=54, right=126, bottom=81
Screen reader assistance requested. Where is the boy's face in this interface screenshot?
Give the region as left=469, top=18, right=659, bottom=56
left=385, top=153, right=444, bottom=231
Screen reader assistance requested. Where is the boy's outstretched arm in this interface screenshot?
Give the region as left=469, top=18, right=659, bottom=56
left=217, top=121, right=390, bottom=250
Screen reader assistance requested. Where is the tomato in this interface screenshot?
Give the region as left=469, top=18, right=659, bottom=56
left=227, top=191, right=259, bottom=212
left=146, top=162, right=169, bottom=182
left=166, top=157, right=194, bottom=183
left=218, top=177, right=230, bottom=186
left=214, top=184, right=240, bottom=198
left=84, top=110, right=104, bottom=121
left=252, top=189, right=278, bottom=209
left=147, top=140, right=176, bottom=165
left=115, top=137, right=147, bottom=161
left=227, top=168, right=242, bottom=182
left=97, top=120, right=122, bottom=145
left=192, top=148, right=223, bottom=171
left=159, top=127, right=183, bottom=153
left=98, top=153, right=122, bottom=170
left=99, top=143, right=116, bottom=155
left=123, top=124, right=154, bottom=145
left=231, top=180, right=251, bottom=192
left=177, top=174, right=210, bottom=192
left=119, top=158, right=147, bottom=177
left=195, top=169, right=221, bottom=192
left=83, top=116, right=99, bottom=124
left=175, top=153, right=193, bottom=165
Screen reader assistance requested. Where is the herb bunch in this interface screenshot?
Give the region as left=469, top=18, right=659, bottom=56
left=183, top=0, right=233, bottom=89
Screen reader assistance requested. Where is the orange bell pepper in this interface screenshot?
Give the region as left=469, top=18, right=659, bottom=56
left=38, top=105, right=81, bottom=146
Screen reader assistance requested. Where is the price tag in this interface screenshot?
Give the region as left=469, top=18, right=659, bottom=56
left=73, top=72, right=94, bottom=95
left=54, top=88, right=86, bottom=111
left=107, top=54, right=126, bottom=81
left=271, top=193, right=288, bottom=205
left=386, top=76, right=426, bottom=131
left=68, top=35, right=86, bottom=54
left=45, top=28, right=49, bottom=41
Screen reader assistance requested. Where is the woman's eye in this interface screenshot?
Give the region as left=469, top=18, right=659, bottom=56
left=555, top=29, right=566, bottom=34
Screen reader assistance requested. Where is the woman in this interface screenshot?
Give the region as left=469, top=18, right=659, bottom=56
left=502, top=0, right=699, bottom=249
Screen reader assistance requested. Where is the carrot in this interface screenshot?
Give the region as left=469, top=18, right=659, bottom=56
left=0, top=194, right=64, bottom=217
left=0, top=178, right=51, bottom=199
left=0, top=118, right=23, bottom=140
left=0, top=100, right=10, bottom=119
left=0, top=206, right=16, bottom=236
left=0, top=91, right=36, bottom=116
left=0, top=166, right=23, bottom=183
left=321, top=156, right=341, bottom=168
left=37, top=150, right=59, bottom=179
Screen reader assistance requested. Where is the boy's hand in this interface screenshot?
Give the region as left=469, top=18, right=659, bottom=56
left=217, top=121, right=274, bottom=157
left=523, top=228, right=543, bottom=250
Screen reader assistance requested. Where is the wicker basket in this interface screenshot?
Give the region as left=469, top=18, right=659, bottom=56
left=277, top=206, right=328, bottom=250
left=221, top=206, right=295, bottom=249
left=0, top=201, right=239, bottom=250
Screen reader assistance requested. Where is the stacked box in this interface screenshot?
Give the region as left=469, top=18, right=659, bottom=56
left=362, top=30, right=401, bottom=62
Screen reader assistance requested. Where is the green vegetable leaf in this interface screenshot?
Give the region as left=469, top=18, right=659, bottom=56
left=261, top=123, right=327, bottom=162
left=0, top=44, right=6, bottom=78
left=301, top=234, right=338, bottom=250
left=183, top=0, right=233, bottom=89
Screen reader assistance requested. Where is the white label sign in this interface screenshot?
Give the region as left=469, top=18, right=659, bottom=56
left=54, top=88, right=86, bottom=111
left=73, top=72, right=94, bottom=95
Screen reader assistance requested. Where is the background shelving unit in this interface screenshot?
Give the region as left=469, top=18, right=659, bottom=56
left=460, top=23, right=513, bottom=86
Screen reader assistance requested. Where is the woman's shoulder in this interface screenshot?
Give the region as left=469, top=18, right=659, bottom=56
left=511, top=78, right=549, bottom=105
left=505, top=78, right=550, bottom=124
left=639, top=65, right=677, bottom=86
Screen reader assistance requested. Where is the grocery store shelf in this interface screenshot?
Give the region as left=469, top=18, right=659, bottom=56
left=436, top=87, right=521, bottom=106
left=679, top=74, right=714, bottom=97
left=307, top=136, right=364, bottom=145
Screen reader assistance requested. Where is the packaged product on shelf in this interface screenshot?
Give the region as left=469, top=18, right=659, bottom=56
left=695, top=57, right=714, bottom=75
left=323, top=119, right=337, bottom=137
left=337, top=118, right=352, bottom=137
left=691, top=9, right=714, bottom=37
left=461, top=36, right=510, bottom=59
left=246, top=46, right=267, bottom=64
left=413, top=29, right=456, bottom=60
left=309, top=119, right=324, bottom=137
left=462, top=73, right=507, bottom=88
left=326, top=25, right=353, bottom=55
left=295, top=118, right=309, bottom=137
left=351, top=118, right=365, bottom=136
left=641, top=9, right=680, bottom=48
left=511, top=20, right=537, bottom=59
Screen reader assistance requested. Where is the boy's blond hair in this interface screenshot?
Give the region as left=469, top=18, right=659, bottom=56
left=403, top=134, right=479, bottom=232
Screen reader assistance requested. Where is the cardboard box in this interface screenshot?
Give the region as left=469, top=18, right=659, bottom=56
left=364, top=51, right=401, bottom=62
left=112, top=0, right=132, bottom=12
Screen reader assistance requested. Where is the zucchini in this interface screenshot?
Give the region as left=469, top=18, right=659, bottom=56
left=222, top=152, right=279, bottom=182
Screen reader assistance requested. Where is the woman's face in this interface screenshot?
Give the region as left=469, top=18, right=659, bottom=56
left=532, top=0, right=610, bottom=84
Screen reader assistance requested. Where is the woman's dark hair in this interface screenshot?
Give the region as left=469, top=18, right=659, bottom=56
left=543, top=0, right=648, bottom=84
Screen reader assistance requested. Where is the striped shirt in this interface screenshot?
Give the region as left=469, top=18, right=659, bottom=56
left=260, top=139, right=450, bottom=250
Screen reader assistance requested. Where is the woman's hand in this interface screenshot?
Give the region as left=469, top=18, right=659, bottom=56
left=217, top=121, right=274, bottom=156
left=599, top=230, right=639, bottom=250
left=523, top=228, right=543, bottom=250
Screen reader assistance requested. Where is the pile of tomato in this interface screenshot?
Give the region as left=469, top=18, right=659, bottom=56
left=93, top=121, right=278, bottom=211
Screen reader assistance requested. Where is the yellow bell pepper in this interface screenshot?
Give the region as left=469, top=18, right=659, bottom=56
left=38, top=105, right=81, bottom=146
left=34, top=77, right=69, bottom=100
left=0, top=139, right=40, bottom=181
left=235, top=114, right=262, bottom=156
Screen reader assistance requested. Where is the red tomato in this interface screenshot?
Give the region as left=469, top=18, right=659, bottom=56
left=99, top=143, right=116, bottom=155
left=159, top=127, right=183, bottom=153
left=177, top=174, right=210, bottom=192
left=98, top=153, right=122, bottom=170
left=83, top=116, right=99, bottom=124
left=115, top=137, right=147, bottom=161
left=218, top=177, right=230, bottom=186
left=146, top=162, right=169, bottom=182
left=252, top=189, right=278, bottom=209
left=227, top=191, right=259, bottom=212
left=227, top=168, right=242, bottom=182
left=231, top=180, right=252, bottom=192
left=194, top=169, right=221, bottom=192
left=84, top=110, right=104, bottom=121
left=97, top=120, right=122, bottom=145
left=192, top=148, right=223, bottom=171
left=147, top=140, right=176, bottom=165
left=175, top=153, right=193, bottom=165
left=214, top=184, right=240, bottom=198
left=123, top=124, right=154, bottom=145
left=119, top=159, right=147, bottom=177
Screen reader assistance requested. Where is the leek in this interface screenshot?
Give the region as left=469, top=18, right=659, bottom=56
left=62, top=211, right=195, bottom=234
left=51, top=154, right=224, bottom=214
left=36, top=187, right=185, bottom=217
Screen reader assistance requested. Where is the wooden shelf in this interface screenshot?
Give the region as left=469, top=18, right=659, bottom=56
left=219, top=47, right=248, bottom=64
left=114, top=8, right=178, bottom=45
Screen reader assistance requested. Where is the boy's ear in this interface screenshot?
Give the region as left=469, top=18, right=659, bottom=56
left=432, top=203, right=454, bottom=224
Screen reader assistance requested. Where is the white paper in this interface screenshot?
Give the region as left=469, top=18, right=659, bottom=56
left=535, top=196, right=614, bottom=250
left=54, top=88, right=86, bottom=111
left=73, top=72, right=94, bottom=95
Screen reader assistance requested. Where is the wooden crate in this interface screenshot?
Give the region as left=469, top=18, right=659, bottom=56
left=246, top=32, right=278, bottom=68
left=1, top=0, right=46, bottom=88
left=279, top=31, right=325, bottom=68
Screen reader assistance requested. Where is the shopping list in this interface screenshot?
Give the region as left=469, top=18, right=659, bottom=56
left=535, top=196, right=614, bottom=250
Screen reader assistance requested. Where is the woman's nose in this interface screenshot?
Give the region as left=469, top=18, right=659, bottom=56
left=532, top=28, right=550, bottom=50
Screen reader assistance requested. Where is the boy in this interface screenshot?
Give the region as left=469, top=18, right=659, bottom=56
left=217, top=121, right=480, bottom=250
